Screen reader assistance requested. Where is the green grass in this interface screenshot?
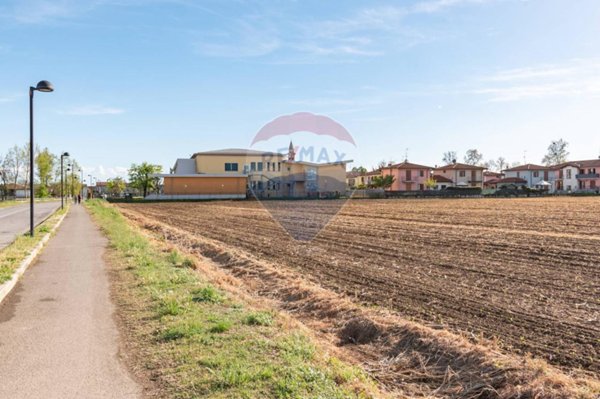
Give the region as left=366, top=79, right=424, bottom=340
left=85, top=199, right=379, bottom=399
left=0, top=207, right=66, bottom=284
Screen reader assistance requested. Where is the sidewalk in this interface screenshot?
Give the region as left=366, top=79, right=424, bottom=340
left=0, top=205, right=141, bottom=398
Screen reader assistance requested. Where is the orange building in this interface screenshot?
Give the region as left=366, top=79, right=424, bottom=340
left=150, top=145, right=350, bottom=200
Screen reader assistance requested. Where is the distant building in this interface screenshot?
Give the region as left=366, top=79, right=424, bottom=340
left=552, top=159, right=600, bottom=192
left=381, top=161, right=433, bottom=191
left=434, top=162, right=486, bottom=188
left=502, top=164, right=551, bottom=189
left=346, top=169, right=381, bottom=189
left=152, top=144, right=351, bottom=200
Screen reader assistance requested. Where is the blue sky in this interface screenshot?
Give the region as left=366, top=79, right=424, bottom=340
left=1, top=0, right=599, bottom=179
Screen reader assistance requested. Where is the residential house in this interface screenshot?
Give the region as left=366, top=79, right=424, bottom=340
left=434, top=162, right=486, bottom=188
left=346, top=169, right=381, bottom=189
left=152, top=143, right=351, bottom=199
left=381, top=161, right=433, bottom=191
left=502, top=164, right=552, bottom=189
left=4, top=183, right=30, bottom=198
left=431, top=174, right=453, bottom=190
left=553, top=159, right=600, bottom=192
left=483, top=171, right=504, bottom=190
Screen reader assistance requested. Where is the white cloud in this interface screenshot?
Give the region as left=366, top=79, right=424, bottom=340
left=60, top=105, right=125, bottom=116
left=474, top=58, right=600, bottom=102
left=82, top=165, right=128, bottom=181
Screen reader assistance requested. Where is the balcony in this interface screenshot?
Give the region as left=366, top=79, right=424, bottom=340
left=576, top=173, right=600, bottom=179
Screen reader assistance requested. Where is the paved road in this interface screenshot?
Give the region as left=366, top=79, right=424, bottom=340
left=0, top=201, right=61, bottom=250
left=0, top=206, right=141, bottom=398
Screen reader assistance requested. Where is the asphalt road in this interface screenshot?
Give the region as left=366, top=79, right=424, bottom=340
left=0, top=201, right=61, bottom=250
left=0, top=205, right=141, bottom=398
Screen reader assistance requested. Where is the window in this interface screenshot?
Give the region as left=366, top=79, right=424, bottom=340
left=257, top=162, right=263, bottom=172
left=257, top=181, right=263, bottom=190
left=566, top=169, right=572, bottom=179
left=267, top=162, right=270, bottom=171
left=459, top=171, right=466, bottom=177
left=533, top=171, right=539, bottom=178
left=277, top=162, right=281, bottom=171
left=420, top=170, right=424, bottom=177
left=273, top=162, right=276, bottom=171
left=224, top=162, right=238, bottom=171
left=251, top=162, right=256, bottom=171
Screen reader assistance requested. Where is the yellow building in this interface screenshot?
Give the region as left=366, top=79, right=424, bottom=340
left=151, top=145, right=351, bottom=199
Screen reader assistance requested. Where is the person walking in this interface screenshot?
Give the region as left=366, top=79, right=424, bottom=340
left=77, top=194, right=82, bottom=204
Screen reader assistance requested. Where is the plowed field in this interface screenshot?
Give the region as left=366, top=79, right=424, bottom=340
left=118, top=197, right=600, bottom=375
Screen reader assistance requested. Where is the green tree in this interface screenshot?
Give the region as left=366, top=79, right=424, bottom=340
left=36, top=148, right=55, bottom=198
left=542, top=139, right=569, bottom=166
left=351, top=166, right=367, bottom=174
left=370, top=175, right=395, bottom=189
left=107, top=177, right=126, bottom=197
left=128, top=162, right=162, bottom=197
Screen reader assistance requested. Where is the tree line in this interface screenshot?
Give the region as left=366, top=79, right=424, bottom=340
left=0, top=143, right=83, bottom=200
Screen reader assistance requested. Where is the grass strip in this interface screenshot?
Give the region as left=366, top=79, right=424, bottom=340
left=0, top=206, right=67, bottom=284
left=85, top=199, right=380, bottom=399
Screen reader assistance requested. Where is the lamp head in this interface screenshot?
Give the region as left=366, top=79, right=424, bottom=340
left=35, top=80, right=54, bottom=93
left=62, top=152, right=69, bottom=157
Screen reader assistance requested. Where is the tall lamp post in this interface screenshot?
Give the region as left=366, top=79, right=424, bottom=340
left=29, top=80, right=54, bottom=237
left=60, top=152, right=69, bottom=209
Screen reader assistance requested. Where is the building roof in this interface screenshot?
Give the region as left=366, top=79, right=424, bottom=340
left=552, top=159, right=600, bottom=169
left=365, top=169, right=381, bottom=176
left=432, top=174, right=453, bottom=183
left=497, top=177, right=528, bottom=184
left=503, top=163, right=549, bottom=172
left=484, top=171, right=504, bottom=177
left=385, top=160, right=433, bottom=170
left=191, top=148, right=283, bottom=158
left=435, top=162, right=486, bottom=170
left=4, top=183, right=27, bottom=190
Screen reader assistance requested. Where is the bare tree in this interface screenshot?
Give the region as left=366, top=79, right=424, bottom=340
left=442, top=151, right=457, bottom=165
left=542, top=139, right=569, bottom=166
left=496, top=157, right=507, bottom=171
left=464, top=149, right=483, bottom=165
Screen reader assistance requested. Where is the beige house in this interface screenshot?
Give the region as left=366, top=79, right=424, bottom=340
left=434, top=162, right=486, bottom=188
left=152, top=143, right=350, bottom=199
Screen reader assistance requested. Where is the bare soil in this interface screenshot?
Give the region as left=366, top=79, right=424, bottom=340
left=117, top=197, right=600, bottom=396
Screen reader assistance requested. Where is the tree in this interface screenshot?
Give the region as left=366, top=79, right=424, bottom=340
left=351, top=166, right=367, bottom=174
left=442, top=151, right=457, bottom=165
left=484, top=159, right=497, bottom=171
left=0, top=152, right=9, bottom=200
left=370, top=175, right=395, bottom=189
left=35, top=148, right=55, bottom=198
left=464, top=149, right=483, bottom=166
left=128, top=162, right=162, bottom=197
left=425, top=177, right=437, bottom=190
left=496, top=157, right=507, bottom=172
left=542, top=139, right=569, bottom=166
left=107, top=177, right=126, bottom=197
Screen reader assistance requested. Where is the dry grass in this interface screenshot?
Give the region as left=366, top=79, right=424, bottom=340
left=86, top=200, right=385, bottom=399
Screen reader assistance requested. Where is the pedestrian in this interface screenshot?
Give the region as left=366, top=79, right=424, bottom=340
left=77, top=194, right=82, bottom=204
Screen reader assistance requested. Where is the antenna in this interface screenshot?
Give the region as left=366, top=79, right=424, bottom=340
left=523, top=150, right=527, bottom=164
left=405, top=148, right=409, bottom=162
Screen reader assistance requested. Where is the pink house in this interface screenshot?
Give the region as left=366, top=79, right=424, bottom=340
left=381, top=161, right=433, bottom=191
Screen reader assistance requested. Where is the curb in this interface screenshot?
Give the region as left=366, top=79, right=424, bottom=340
left=0, top=209, right=68, bottom=306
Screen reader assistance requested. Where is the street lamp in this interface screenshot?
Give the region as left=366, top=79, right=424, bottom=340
left=29, top=80, right=54, bottom=237
left=60, top=152, right=69, bottom=209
